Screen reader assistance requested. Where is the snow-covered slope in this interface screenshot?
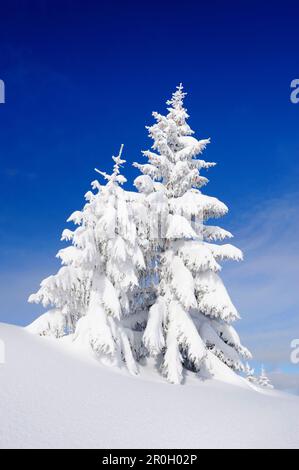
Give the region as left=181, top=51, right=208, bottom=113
left=0, top=322, right=298, bottom=449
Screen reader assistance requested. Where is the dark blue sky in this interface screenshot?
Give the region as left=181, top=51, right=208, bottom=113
left=0, top=0, right=298, bottom=362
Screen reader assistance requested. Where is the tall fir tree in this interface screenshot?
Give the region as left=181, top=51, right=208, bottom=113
left=133, top=84, right=251, bottom=383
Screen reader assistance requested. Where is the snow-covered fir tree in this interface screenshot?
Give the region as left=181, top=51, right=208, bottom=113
left=29, top=146, right=145, bottom=374
left=258, top=365, right=273, bottom=389
left=133, top=84, right=251, bottom=383
left=244, top=362, right=257, bottom=384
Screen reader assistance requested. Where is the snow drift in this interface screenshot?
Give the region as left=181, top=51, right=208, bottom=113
left=0, top=322, right=298, bottom=449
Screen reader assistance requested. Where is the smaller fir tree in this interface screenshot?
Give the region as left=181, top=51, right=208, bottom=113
left=29, top=146, right=145, bottom=375
left=244, top=362, right=257, bottom=384
left=258, top=365, right=273, bottom=389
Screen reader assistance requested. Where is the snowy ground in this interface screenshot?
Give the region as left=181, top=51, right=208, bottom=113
left=0, top=322, right=298, bottom=449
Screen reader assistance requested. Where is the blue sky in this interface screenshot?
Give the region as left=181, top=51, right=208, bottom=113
left=0, top=1, right=298, bottom=386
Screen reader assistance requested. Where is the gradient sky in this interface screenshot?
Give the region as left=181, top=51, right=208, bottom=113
left=0, top=0, right=298, bottom=387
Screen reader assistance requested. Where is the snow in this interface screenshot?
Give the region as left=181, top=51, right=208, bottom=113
left=143, top=298, right=166, bottom=354
left=26, top=309, right=65, bottom=338
left=196, top=271, right=240, bottom=321
left=169, top=300, right=206, bottom=366
left=170, top=255, right=197, bottom=309
left=169, top=191, right=228, bottom=220
left=1, top=322, right=299, bottom=449
left=176, top=136, right=211, bottom=159
left=203, top=225, right=233, bottom=241
left=179, top=241, right=221, bottom=272
left=209, top=243, right=243, bottom=262
left=166, top=214, right=197, bottom=239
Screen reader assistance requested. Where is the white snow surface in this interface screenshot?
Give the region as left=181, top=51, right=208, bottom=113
left=0, top=322, right=299, bottom=449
